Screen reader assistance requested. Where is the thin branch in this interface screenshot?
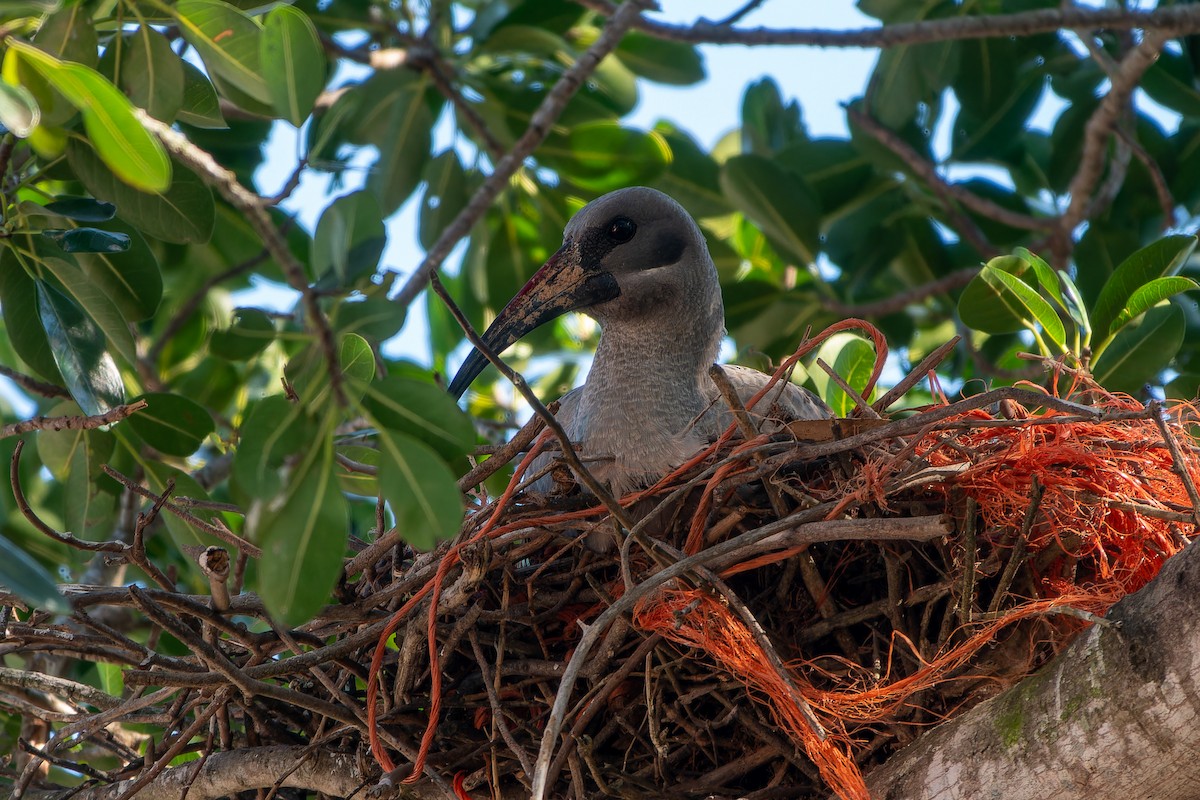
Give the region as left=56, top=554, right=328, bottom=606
left=574, top=2, right=1200, bottom=48
left=136, top=112, right=346, bottom=407
left=1059, top=29, right=1170, bottom=236
left=1117, top=125, right=1177, bottom=229
left=390, top=0, right=656, bottom=310
left=10, top=439, right=124, bottom=553
left=0, top=365, right=70, bottom=399
left=1, top=399, right=147, bottom=440
left=825, top=267, right=980, bottom=318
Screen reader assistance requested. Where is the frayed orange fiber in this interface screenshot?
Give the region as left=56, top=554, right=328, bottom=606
left=634, top=586, right=871, bottom=800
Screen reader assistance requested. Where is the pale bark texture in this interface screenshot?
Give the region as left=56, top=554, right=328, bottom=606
left=868, top=539, right=1200, bottom=800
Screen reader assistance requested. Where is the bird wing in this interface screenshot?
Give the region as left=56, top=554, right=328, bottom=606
left=705, top=364, right=831, bottom=426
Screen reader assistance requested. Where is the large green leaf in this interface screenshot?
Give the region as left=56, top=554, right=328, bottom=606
left=36, top=250, right=137, bottom=365
left=10, top=41, right=171, bottom=192
left=1092, top=303, right=1185, bottom=393
left=959, top=257, right=1066, bottom=351
left=539, top=122, right=670, bottom=192
left=36, top=280, right=124, bottom=416
left=67, top=139, right=215, bottom=245
left=127, top=393, right=215, bottom=457
left=419, top=150, right=468, bottom=251
left=175, top=0, right=270, bottom=105
left=374, top=429, right=463, bottom=550
left=253, top=436, right=347, bottom=625
left=40, top=228, right=129, bottom=253
left=614, top=32, right=704, bottom=85
left=37, top=401, right=111, bottom=478
left=775, top=138, right=874, bottom=218
left=233, top=395, right=313, bottom=499
left=651, top=122, right=731, bottom=219
left=741, top=77, right=805, bottom=156
left=64, top=430, right=119, bottom=542
left=209, top=308, right=276, bottom=361
left=1111, top=276, right=1199, bottom=332
left=0, top=247, right=61, bottom=382
left=176, top=60, right=226, bottom=128
left=363, top=376, right=475, bottom=463
left=311, top=190, right=386, bottom=286
left=1091, top=235, right=1197, bottom=341
left=720, top=153, right=821, bottom=265
left=811, top=334, right=877, bottom=417
left=0, top=532, right=69, bottom=613
left=260, top=5, right=325, bottom=126
left=142, top=461, right=222, bottom=551
left=71, top=219, right=163, bottom=322
left=118, top=26, right=185, bottom=123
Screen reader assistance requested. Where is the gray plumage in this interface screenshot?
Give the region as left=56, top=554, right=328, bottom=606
left=450, top=186, right=830, bottom=496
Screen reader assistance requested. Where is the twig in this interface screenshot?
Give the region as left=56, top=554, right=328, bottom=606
left=390, top=0, right=655, bottom=310
left=1059, top=29, right=1170, bottom=237
left=136, top=112, right=346, bottom=407
left=826, top=267, right=980, bottom=319
left=1117, top=125, right=1176, bottom=229
left=10, top=439, right=124, bottom=553
left=1, top=400, right=148, bottom=440
left=0, top=365, right=70, bottom=399
left=1151, top=402, right=1200, bottom=531
left=872, top=336, right=960, bottom=414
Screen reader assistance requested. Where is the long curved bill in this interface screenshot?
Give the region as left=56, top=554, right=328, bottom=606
left=447, top=244, right=620, bottom=400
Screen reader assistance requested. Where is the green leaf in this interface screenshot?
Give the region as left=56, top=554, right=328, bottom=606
left=233, top=395, right=313, bottom=499
left=67, top=139, right=215, bottom=245
left=0, top=81, right=40, bottom=137
left=1141, top=48, right=1200, bottom=118
left=176, top=60, right=226, bottom=128
left=37, top=401, right=111, bottom=478
left=10, top=41, right=171, bottom=192
left=741, top=77, right=805, bottom=156
left=419, top=150, right=468, bottom=251
left=0, top=247, right=61, bottom=382
left=41, top=228, right=130, bottom=253
left=209, top=308, right=276, bottom=361
left=958, top=257, right=1066, bottom=351
left=42, top=197, right=115, bottom=221
left=775, top=138, right=874, bottom=217
left=1012, top=246, right=1065, bottom=310
left=650, top=122, right=731, bottom=219
left=0, top=532, right=69, bottom=613
left=64, top=431, right=118, bottom=541
left=811, top=334, right=877, bottom=417
left=127, top=393, right=214, bottom=457
left=311, top=190, right=386, bottom=286
left=118, top=26, right=185, bottom=123
left=36, top=280, right=124, bottom=416
left=253, top=436, right=347, bottom=625
left=36, top=3, right=97, bottom=68
left=175, top=0, right=271, bottom=105
left=72, top=219, right=162, bottom=322
left=614, top=32, right=704, bottom=85
left=1092, top=303, right=1185, bottom=393
left=361, top=75, right=435, bottom=214
left=35, top=249, right=137, bottom=365
left=1111, top=276, right=1199, bottom=332
left=260, top=5, right=325, bottom=126
left=332, top=294, right=406, bottom=343
left=363, top=376, right=474, bottom=463
left=539, top=122, right=670, bottom=193
left=1091, top=235, right=1198, bottom=341
left=374, top=429, right=463, bottom=550
left=720, top=153, right=822, bottom=264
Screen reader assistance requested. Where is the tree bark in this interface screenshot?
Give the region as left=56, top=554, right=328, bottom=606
left=867, top=539, right=1200, bottom=800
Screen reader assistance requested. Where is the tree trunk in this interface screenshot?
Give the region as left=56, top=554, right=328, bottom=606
left=867, top=539, right=1200, bottom=800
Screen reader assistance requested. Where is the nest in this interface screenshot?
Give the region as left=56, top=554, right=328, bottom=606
left=10, top=331, right=1200, bottom=800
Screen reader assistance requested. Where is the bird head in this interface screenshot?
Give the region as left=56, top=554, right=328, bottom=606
left=448, top=187, right=716, bottom=400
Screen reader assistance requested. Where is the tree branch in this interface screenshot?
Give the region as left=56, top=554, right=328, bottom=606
left=389, top=0, right=655, bottom=310
left=574, top=2, right=1200, bottom=48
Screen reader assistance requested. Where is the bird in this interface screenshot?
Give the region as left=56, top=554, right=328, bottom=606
left=448, top=186, right=830, bottom=497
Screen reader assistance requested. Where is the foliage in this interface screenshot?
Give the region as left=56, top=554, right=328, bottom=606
left=0, top=0, right=1199, bottom=794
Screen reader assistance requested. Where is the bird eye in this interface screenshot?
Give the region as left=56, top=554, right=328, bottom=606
left=607, top=217, right=637, bottom=243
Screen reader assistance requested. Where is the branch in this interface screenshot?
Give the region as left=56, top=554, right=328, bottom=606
left=136, top=112, right=347, bottom=407
left=389, top=0, right=655, bottom=310
left=867, top=538, right=1200, bottom=800
left=1, top=399, right=147, bottom=440
left=0, top=365, right=70, bottom=399
left=825, top=266, right=980, bottom=318
left=574, top=2, right=1200, bottom=48
left=1058, top=29, right=1170, bottom=237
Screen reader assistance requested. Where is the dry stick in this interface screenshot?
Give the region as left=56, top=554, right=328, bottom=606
left=2, top=400, right=148, bottom=440
left=428, top=275, right=634, bottom=530
left=10, top=439, right=124, bottom=554
left=815, top=359, right=878, bottom=418
left=1151, top=402, right=1200, bottom=531
left=827, top=267, right=980, bottom=320
left=845, top=111, right=1029, bottom=252
left=871, top=336, right=960, bottom=414
left=1058, top=29, right=1170, bottom=238
left=0, top=365, right=69, bottom=399
left=1117, top=125, right=1177, bottom=229
left=457, top=412, right=547, bottom=491
left=101, top=465, right=262, bottom=558
left=136, top=112, right=346, bottom=408
left=575, top=1, right=1200, bottom=47
left=390, top=0, right=655, bottom=311
left=989, top=476, right=1042, bottom=614
left=468, top=629, right=535, bottom=781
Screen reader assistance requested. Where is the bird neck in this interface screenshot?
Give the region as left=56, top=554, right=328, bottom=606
left=586, top=295, right=724, bottom=417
